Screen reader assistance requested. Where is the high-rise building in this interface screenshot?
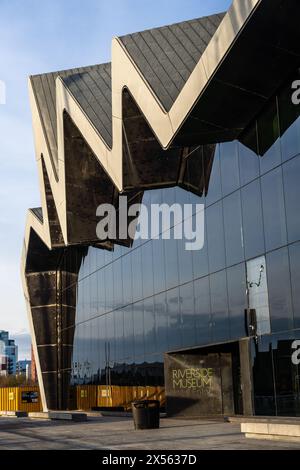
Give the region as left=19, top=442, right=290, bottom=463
left=0, top=331, right=18, bottom=376
left=22, top=0, right=300, bottom=416
left=16, top=359, right=32, bottom=379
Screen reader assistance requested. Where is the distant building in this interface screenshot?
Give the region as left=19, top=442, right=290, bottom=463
left=31, top=345, right=37, bottom=383
left=16, top=359, right=32, bottom=379
left=0, top=331, right=18, bottom=376
left=0, top=340, right=6, bottom=376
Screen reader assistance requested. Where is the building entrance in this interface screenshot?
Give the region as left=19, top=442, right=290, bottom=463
left=164, top=342, right=245, bottom=417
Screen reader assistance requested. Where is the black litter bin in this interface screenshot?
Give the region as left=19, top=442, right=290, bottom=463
left=132, top=400, right=160, bottom=430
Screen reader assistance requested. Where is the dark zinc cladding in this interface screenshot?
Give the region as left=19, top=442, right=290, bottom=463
left=59, top=73, right=300, bottom=415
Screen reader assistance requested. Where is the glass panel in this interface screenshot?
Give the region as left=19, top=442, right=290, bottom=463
left=133, top=301, right=144, bottom=360
left=278, top=77, right=300, bottom=162
left=79, top=255, right=87, bottom=281
left=95, top=247, right=105, bottom=272
left=89, top=247, right=97, bottom=274
left=174, top=185, right=191, bottom=205
left=177, top=236, right=194, bottom=285
left=209, top=270, right=229, bottom=343
left=180, top=282, right=196, bottom=347
left=272, top=333, right=300, bottom=416
left=97, top=267, right=106, bottom=318
left=152, top=238, right=166, bottom=294
left=154, top=293, right=168, bottom=354
left=144, top=297, right=156, bottom=355
left=84, top=277, right=91, bottom=322
left=146, top=353, right=164, bottom=387
left=166, top=288, right=181, bottom=351
left=134, top=357, right=146, bottom=386
left=261, top=167, right=287, bottom=251
left=85, top=321, right=92, bottom=384
left=162, top=186, right=176, bottom=207
left=183, top=146, right=203, bottom=196
left=164, top=238, right=179, bottom=290
left=205, top=144, right=221, bottom=206
left=206, top=201, right=226, bottom=273
left=92, top=317, right=100, bottom=383
left=113, top=257, right=123, bottom=311
left=124, top=359, right=135, bottom=386
left=131, top=248, right=143, bottom=302
left=283, top=156, right=300, bottom=244
left=75, top=326, right=84, bottom=384
left=106, top=312, right=116, bottom=365
left=104, top=264, right=114, bottom=313
left=141, top=241, right=154, bottom=298
left=241, top=179, right=265, bottom=260
left=252, top=336, right=276, bottom=415
left=89, top=272, right=98, bottom=317
left=104, top=248, right=113, bottom=267
left=123, top=305, right=134, bottom=360
left=223, top=191, right=244, bottom=266
left=227, top=263, right=247, bottom=339
left=220, top=141, right=240, bottom=196
left=289, top=242, right=300, bottom=328
left=258, top=98, right=281, bottom=174
left=191, top=211, right=209, bottom=279
left=115, top=309, right=124, bottom=362
left=98, top=315, right=106, bottom=384
left=267, top=247, right=293, bottom=333
left=122, top=253, right=132, bottom=306
left=239, top=124, right=260, bottom=186
left=246, top=256, right=270, bottom=335
left=194, top=277, right=211, bottom=345
left=77, top=276, right=85, bottom=323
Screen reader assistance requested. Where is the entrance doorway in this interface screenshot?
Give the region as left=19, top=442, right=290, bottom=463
left=164, top=342, right=243, bottom=417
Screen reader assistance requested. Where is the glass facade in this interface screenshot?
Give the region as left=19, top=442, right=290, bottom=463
left=59, top=73, right=300, bottom=416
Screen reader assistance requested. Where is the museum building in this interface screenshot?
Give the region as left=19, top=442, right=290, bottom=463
left=22, top=0, right=300, bottom=416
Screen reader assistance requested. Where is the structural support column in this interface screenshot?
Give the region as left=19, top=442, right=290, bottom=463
left=24, top=238, right=87, bottom=411
left=239, top=339, right=254, bottom=416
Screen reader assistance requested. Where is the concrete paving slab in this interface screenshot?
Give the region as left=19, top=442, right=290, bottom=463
left=1, top=416, right=300, bottom=450
left=0, top=411, right=28, bottom=418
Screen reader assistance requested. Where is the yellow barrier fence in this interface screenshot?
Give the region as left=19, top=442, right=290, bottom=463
left=76, top=385, right=165, bottom=411
left=0, top=386, right=41, bottom=412
left=76, top=385, right=97, bottom=410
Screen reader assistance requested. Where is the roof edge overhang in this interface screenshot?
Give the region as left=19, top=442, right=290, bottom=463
left=174, top=0, right=300, bottom=146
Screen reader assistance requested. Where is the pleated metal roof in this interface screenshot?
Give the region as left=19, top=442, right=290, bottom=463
left=119, top=13, right=225, bottom=111
left=30, top=13, right=224, bottom=159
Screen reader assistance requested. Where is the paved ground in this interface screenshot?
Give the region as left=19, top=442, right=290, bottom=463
left=0, top=415, right=300, bottom=450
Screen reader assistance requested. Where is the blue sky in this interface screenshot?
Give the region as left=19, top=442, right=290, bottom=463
left=0, top=0, right=231, bottom=357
